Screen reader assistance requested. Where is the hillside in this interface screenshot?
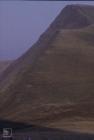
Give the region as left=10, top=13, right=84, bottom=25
left=1, top=4, right=94, bottom=92
left=0, top=4, right=94, bottom=133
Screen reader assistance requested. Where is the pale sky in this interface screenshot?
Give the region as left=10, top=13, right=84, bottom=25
left=0, top=1, right=94, bottom=60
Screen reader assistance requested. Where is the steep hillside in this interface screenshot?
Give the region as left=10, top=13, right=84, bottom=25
left=1, top=4, right=94, bottom=92
left=0, top=5, right=94, bottom=132
left=0, top=24, right=94, bottom=118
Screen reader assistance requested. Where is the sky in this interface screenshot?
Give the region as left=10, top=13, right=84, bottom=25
left=0, top=1, right=94, bottom=60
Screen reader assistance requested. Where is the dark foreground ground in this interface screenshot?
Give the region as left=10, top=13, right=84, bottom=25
left=1, top=127, right=94, bottom=140
left=0, top=120, right=94, bottom=140
left=13, top=127, right=94, bottom=140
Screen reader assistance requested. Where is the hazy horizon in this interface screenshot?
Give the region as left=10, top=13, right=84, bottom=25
left=0, top=1, right=94, bottom=60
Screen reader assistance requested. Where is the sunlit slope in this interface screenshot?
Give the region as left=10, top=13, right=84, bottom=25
left=0, top=25, right=94, bottom=123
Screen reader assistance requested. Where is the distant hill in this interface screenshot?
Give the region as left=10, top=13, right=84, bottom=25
left=0, top=4, right=94, bottom=133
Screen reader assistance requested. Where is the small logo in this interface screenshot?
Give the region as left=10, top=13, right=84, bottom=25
left=2, top=128, right=12, bottom=138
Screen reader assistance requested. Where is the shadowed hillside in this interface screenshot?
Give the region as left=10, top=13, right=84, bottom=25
left=0, top=4, right=94, bottom=133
